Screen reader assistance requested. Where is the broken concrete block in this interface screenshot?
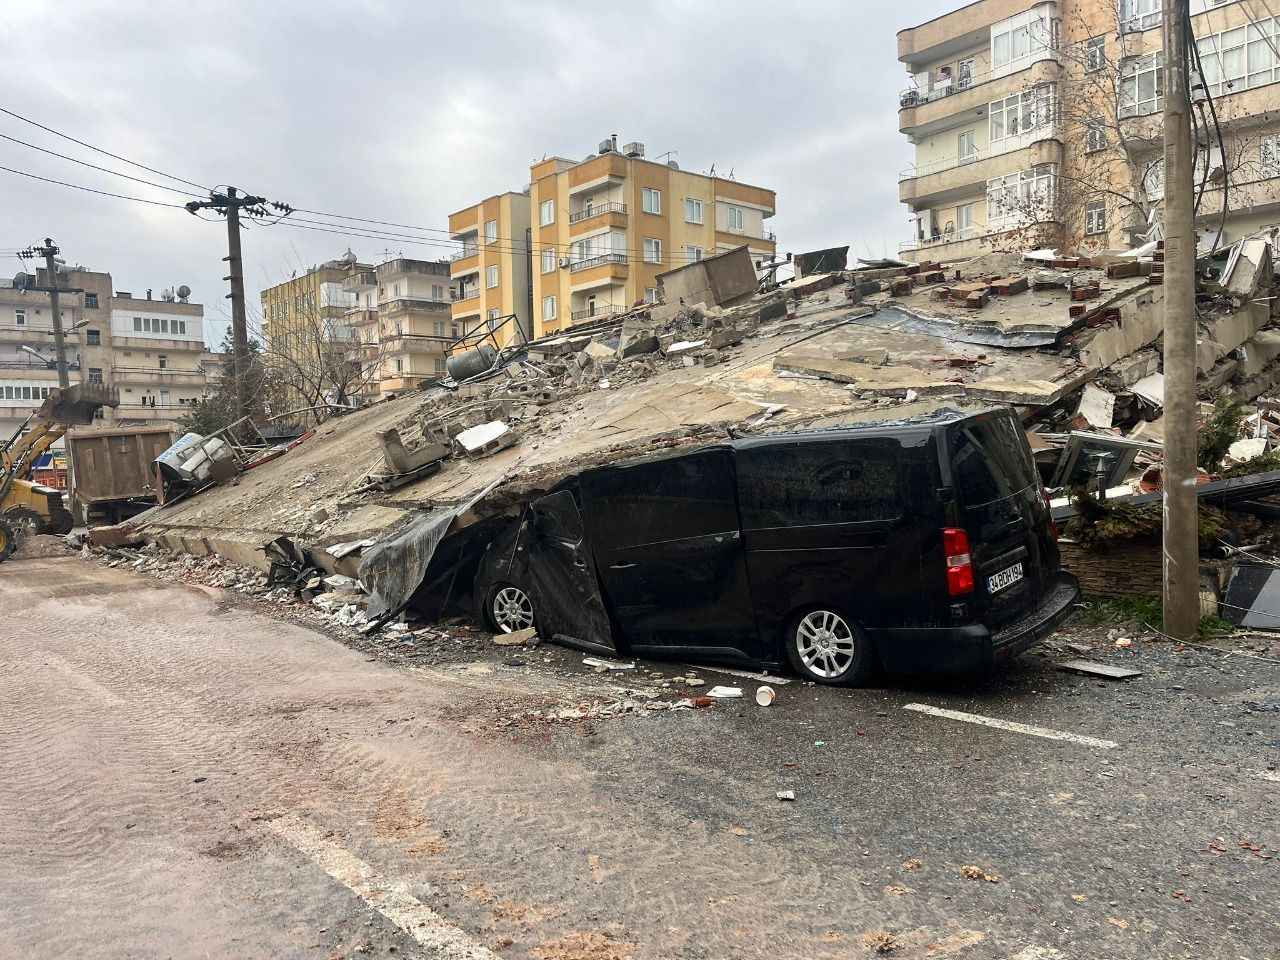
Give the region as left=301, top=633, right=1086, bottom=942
left=965, top=290, right=989, bottom=309
left=889, top=277, right=913, bottom=297
left=378, top=428, right=449, bottom=475
left=454, top=421, right=518, bottom=458
left=1032, top=270, right=1069, bottom=290
left=1236, top=329, right=1280, bottom=378
left=834, top=347, right=889, bottom=365
left=666, top=339, right=707, bottom=358
left=1106, top=261, right=1142, bottom=280
left=620, top=334, right=658, bottom=358
left=990, top=276, right=1029, bottom=295
left=583, top=340, right=617, bottom=361
left=708, top=328, right=744, bottom=349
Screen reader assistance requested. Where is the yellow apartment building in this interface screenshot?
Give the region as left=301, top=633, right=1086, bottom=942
left=897, top=0, right=1280, bottom=262
left=447, top=193, right=532, bottom=348
left=529, top=138, right=777, bottom=338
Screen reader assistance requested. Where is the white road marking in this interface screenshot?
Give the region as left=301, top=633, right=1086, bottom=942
left=903, top=703, right=1118, bottom=750
left=268, top=814, right=499, bottom=960
left=1258, top=770, right=1280, bottom=783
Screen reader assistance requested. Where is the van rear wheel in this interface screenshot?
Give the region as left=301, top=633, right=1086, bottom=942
left=487, top=582, right=535, bottom=634
left=786, top=608, right=873, bottom=686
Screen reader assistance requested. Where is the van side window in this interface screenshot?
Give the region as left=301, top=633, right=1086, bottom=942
left=582, top=449, right=738, bottom=549
left=738, top=439, right=903, bottom=528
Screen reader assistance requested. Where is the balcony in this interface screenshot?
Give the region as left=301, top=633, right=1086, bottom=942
left=381, top=297, right=451, bottom=317
left=111, top=367, right=207, bottom=386
left=898, top=0, right=1046, bottom=63
left=569, top=253, right=628, bottom=274
left=381, top=335, right=451, bottom=355
left=342, top=269, right=377, bottom=293
left=450, top=251, right=480, bottom=277
left=569, top=201, right=627, bottom=224
left=568, top=153, right=628, bottom=195
left=345, top=308, right=379, bottom=327
left=899, top=131, right=1061, bottom=206
left=453, top=287, right=480, bottom=302
left=899, top=58, right=1060, bottom=135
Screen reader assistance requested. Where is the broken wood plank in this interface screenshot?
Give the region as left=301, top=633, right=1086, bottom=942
left=1056, top=659, right=1143, bottom=680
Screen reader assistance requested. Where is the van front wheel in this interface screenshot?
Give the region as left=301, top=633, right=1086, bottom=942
left=786, top=608, right=873, bottom=686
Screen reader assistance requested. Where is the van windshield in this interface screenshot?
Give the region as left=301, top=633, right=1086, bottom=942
left=949, top=416, right=1037, bottom=510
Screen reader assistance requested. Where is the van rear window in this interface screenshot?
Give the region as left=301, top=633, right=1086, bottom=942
left=738, top=439, right=902, bottom=528
left=949, top=417, right=1037, bottom=508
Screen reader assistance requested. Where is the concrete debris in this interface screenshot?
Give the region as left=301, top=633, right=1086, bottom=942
left=494, top=627, right=537, bottom=646
left=1077, top=384, right=1116, bottom=429
left=706, top=685, right=743, bottom=699
left=454, top=420, right=518, bottom=458
left=582, top=656, right=636, bottom=671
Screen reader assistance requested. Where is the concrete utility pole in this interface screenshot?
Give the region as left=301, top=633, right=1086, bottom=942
left=1161, top=0, right=1200, bottom=640
left=33, top=239, right=70, bottom=389
left=185, top=187, right=266, bottom=420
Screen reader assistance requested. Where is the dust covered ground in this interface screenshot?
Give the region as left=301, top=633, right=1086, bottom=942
left=2, top=555, right=1278, bottom=960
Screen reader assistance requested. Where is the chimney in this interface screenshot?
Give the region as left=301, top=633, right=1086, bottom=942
left=146, top=288, right=152, bottom=300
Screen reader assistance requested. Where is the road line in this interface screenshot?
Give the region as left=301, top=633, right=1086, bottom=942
left=268, top=814, right=499, bottom=960
left=903, top=703, right=1118, bottom=750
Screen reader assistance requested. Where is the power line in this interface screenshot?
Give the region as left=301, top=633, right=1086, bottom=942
left=0, top=131, right=206, bottom=198
left=0, top=163, right=188, bottom=208
left=0, top=104, right=209, bottom=192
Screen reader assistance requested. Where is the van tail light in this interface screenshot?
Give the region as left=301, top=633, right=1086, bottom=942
left=943, top=527, right=975, bottom=597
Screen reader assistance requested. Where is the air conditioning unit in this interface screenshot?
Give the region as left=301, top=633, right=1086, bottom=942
left=623, top=141, right=645, bottom=158
left=598, top=138, right=615, bottom=155
left=559, top=257, right=571, bottom=268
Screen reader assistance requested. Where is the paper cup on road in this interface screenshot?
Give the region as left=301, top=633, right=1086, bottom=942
left=755, top=685, right=776, bottom=707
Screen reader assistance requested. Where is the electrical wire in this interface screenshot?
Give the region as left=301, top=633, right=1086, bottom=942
left=0, top=164, right=188, bottom=208
left=1186, top=3, right=1229, bottom=256
left=0, top=131, right=205, bottom=198
left=0, top=104, right=209, bottom=192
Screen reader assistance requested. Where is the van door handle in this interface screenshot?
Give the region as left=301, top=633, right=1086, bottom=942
left=609, top=562, right=638, bottom=570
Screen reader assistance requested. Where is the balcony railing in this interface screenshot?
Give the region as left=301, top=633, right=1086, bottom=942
left=342, top=269, right=377, bottom=292
left=454, top=287, right=480, bottom=301
left=569, top=202, right=628, bottom=224
left=381, top=297, right=452, bottom=314
left=898, top=120, right=1059, bottom=181
left=450, top=247, right=479, bottom=261
left=899, top=225, right=982, bottom=253
left=899, top=51, right=1058, bottom=108
left=570, top=304, right=626, bottom=322
left=569, top=253, right=628, bottom=273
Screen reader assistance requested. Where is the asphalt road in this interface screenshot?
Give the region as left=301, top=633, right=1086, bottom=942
left=2, top=556, right=1277, bottom=960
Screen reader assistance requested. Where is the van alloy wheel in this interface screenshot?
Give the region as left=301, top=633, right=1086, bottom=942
left=491, top=585, right=535, bottom=633
left=794, top=610, right=858, bottom=681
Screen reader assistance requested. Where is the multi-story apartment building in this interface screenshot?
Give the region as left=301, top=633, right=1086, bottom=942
left=343, top=258, right=456, bottom=398
left=529, top=137, right=777, bottom=338
left=447, top=193, right=532, bottom=348
left=2, top=267, right=211, bottom=439
left=260, top=254, right=366, bottom=412
left=897, top=0, right=1280, bottom=262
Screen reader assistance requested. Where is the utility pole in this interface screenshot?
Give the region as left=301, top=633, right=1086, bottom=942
left=1162, top=0, right=1200, bottom=640
left=33, top=239, right=70, bottom=389
left=185, top=187, right=266, bottom=420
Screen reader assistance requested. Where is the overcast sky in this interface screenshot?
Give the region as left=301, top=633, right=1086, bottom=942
left=1, top=0, right=955, bottom=348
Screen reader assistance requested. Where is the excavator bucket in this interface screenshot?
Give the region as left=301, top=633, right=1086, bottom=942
left=36, top=383, right=119, bottom=426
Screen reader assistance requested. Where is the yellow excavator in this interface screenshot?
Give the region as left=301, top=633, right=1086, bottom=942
left=0, top=383, right=118, bottom=562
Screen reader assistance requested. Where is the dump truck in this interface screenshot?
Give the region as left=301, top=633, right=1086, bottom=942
left=65, top=424, right=175, bottom=526
left=0, top=383, right=119, bottom=562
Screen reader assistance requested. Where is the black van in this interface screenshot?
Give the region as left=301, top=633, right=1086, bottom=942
left=474, top=407, right=1080, bottom=685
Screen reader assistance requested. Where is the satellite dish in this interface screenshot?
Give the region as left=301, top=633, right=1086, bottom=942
left=177, top=284, right=192, bottom=301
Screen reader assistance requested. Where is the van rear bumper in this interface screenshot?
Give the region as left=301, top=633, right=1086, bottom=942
left=873, top=573, right=1081, bottom=674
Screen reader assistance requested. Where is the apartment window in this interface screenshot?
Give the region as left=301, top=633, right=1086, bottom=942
left=84, top=293, right=98, bottom=309
left=539, top=199, right=555, bottom=226
left=956, top=202, right=976, bottom=234
left=177, top=320, right=186, bottom=335
left=684, top=198, right=704, bottom=224
left=87, top=367, right=103, bottom=384
left=485, top=219, right=497, bottom=243
left=1085, top=201, right=1107, bottom=236
left=1085, top=119, right=1107, bottom=153
left=987, top=164, right=1056, bottom=222
left=542, top=247, right=557, bottom=273
left=1119, top=52, right=1163, bottom=118
left=159, top=390, right=170, bottom=406
left=991, top=10, right=1052, bottom=69
left=86, top=329, right=101, bottom=346
left=432, top=284, right=445, bottom=300
left=487, top=308, right=500, bottom=331
left=1197, top=20, right=1280, bottom=96
left=434, top=357, right=446, bottom=373
left=142, top=317, right=151, bottom=332
left=1085, top=36, right=1105, bottom=72
left=642, top=187, right=661, bottom=215
left=1263, top=135, right=1280, bottom=177
left=15, top=309, right=25, bottom=327
left=486, top=265, right=499, bottom=288
left=686, top=245, right=704, bottom=262
left=643, top=238, right=662, bottom=264
left=957, top=130, right=977, bottom=164
left=542, top=295, right=557, bottom=321
left=644, top=287, right=659, bottom=304
left=989, top=86, right=1052, bottom=144
left=395, top=357, right=403, bottom=373
left=726, top=205, right=744, bottom=231
left=1120, top=0, right=1161, bottom=33
left=132, top=316, right=140, bottom=331
left=158, top=354, right=168, bottom=369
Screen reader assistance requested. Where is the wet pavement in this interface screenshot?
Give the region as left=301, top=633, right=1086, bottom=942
left=2, top=556, right=1277, bottom=959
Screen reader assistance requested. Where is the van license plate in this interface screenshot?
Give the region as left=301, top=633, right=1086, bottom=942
left=988, top=562, right=1024, bottom=594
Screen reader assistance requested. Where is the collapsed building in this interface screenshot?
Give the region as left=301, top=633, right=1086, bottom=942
left=101, top=234, right=1280, bottom=632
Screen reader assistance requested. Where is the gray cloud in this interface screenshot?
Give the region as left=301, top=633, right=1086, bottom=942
left=0, top=0, right=955, bottom=347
